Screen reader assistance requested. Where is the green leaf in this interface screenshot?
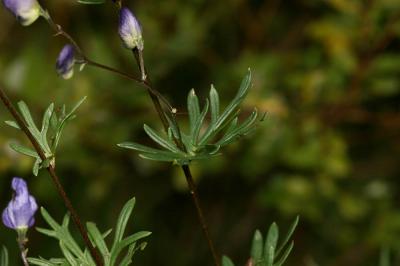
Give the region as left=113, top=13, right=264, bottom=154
left=214, top=69, right=251, bottom=130
left=1, top=246, right=8, bottom=266
left=49, top=111, right=58, bottom=134
left=143, top=124, right=182, bottom=153
left=119, top=243, right=136, bottom=266
left=199, top=70, right=252, bottom=145
left=273, top=241, right=293, bottom=266
left=52, top=97, right=87, bottom=152
left=27, top=258, right=59, bottom=266
left=217, top=108, right=259, bottom=146
left=40, top=207, right=62, bottom=231
left=87, top=222, right=109, bottom=261
left=17, top=101, right=41, bottom=140
left=33, top=158, right=40, bottom=176
left=222, top=256, right=235, bottom=266
left=275, top=216, right=299, bottom=257
left=41, top=104, right=54, bottom=148
left=110, top=231, right=151, bottom=265
left=192, top=99, right=209, bottom=145
left=77, top=0, right=105, bottom=4
left=66, top=97, right=87, bottom=119
left=113, top=198, right=136, bottom=248
left=251, top=230, right=263, bottom=263
left=118, top=142, right=172, bottom=154
left=5, top=120, right=20, bottom=129
left=209, top=85, right=220, bottom=124
left=118, top=142, right=187, bottom=162
left=265, top=223, right=279, bottom=266
left=187, top=89, right=201, bottom=136
left=39, top=208, right=84, bottom=259
left=379, top=247, right=390, bottom=266
left=9, top=142, right=39, bottom=158
left=139, top=152, right=186, bottom=163
left=59, top=242, right=78, bottom=266
left=36, top=227, right=57, bottom=238
left=165, top=114, right=180, bottom=140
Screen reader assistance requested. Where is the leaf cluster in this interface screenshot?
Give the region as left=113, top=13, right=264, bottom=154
left=28, top=198, right=151, bottom=266
left=222, top=216, right=299, bottom=266
left=5, top=97, right=86, bottom=175
left=119, top=70, right=261, bottom=165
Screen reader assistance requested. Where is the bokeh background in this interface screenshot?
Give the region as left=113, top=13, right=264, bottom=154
left=1, top=0, right=400, bottom=265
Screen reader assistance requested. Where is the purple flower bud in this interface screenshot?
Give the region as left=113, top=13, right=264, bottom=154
left=118, top=7, right=144, bottom=51
left=56, top=44, right=75, bottom=79
left=2, top=177, right=38, bottom=230
left=2, top=0, right=41, bottom=26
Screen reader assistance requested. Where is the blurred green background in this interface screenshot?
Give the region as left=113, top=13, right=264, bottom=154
left=1, top=0, right=400, bottom=265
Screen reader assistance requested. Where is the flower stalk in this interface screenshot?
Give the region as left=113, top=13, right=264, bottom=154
left=17, top=230, right=29, bottom=266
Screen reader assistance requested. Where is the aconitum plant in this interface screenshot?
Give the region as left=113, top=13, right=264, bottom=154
left=0, top=1, right=298, bottom=266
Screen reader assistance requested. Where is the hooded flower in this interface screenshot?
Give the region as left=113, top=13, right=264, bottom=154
left=118, top=7, right=144, bottom=51
left=56, top=44, right=75, bottom=79
left=2, top=177, right=38, bottom=230
left=2, top=0, right=41, bottom=26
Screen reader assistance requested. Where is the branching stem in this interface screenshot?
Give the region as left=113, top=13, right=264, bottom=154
left=131, top=49, right=221, bottom=266
left=0, top=86, right=104, bottom=266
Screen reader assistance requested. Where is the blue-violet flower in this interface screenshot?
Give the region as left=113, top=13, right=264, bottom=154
left=118, top=7, right=144, bottom=51
left=2, top=177, right=38, bottom=231
left=56, top=44, right=76, bottom=79
left=2, top=0, right=41, bottom=26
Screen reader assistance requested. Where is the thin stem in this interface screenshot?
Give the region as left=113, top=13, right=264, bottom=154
left=0, top=86, right=104, bottom=266
left=18, top=242, right=29, bottom=266
left=131, top=50, right=172, bottom=131
left=41, top=10, right=175, bottom=113
left=182, top=165, right=221, bottom=266
left=17, top=233, right=29, bottom=266
left=85, top=60, right=174, bottom=111
left=131, top=49, right=221, bottom=266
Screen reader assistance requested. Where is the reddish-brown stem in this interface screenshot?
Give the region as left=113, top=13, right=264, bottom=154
left=0, top=86, right=104, bottom=266
left=182, top=165, right=221, bottom=266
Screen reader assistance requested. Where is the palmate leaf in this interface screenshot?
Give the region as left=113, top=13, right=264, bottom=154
left=119, top=69, right=261, bottom=165
left=31, top=198, right=150, bottom=266
left=5, top=98, right=86, bottom=175
left=199, top=69, right=252, bottom=145
left=223, top=217, right=298, bottom=266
